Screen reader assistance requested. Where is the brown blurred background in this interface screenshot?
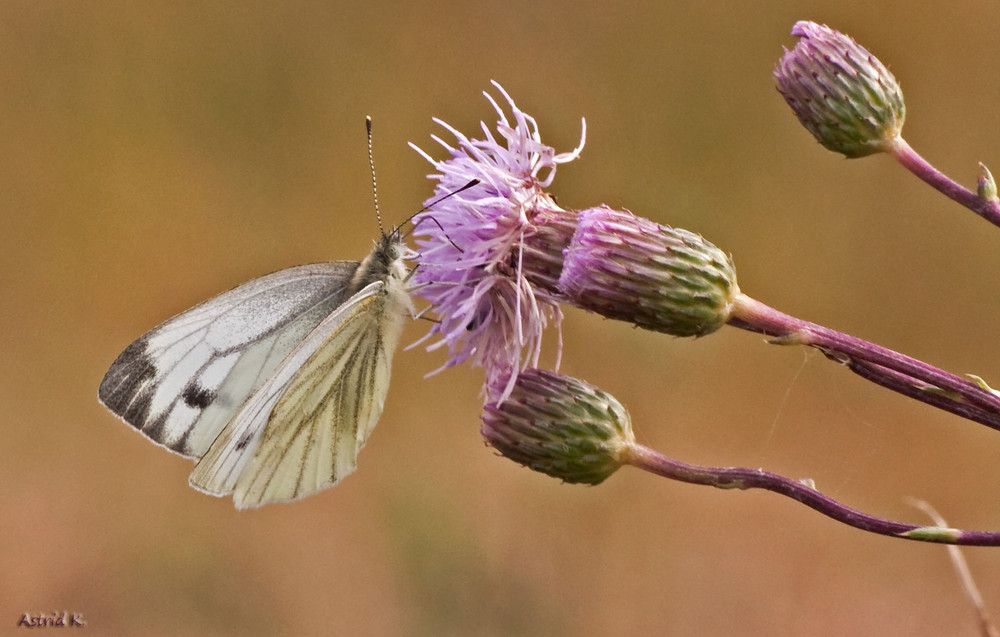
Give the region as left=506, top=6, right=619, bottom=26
left=4, top=1, right=1000, bottom=635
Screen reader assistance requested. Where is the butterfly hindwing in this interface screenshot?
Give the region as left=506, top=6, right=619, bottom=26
left=242, top=288, right=402, bottom=507
left=188, top=277, right=408, bottom=508
left=98, top=262, right=362, bottom=458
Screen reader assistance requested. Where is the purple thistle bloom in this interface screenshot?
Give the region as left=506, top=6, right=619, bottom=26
left=410, top=82, right=585, bottom=399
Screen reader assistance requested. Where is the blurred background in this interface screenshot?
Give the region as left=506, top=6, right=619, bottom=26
left=3, top=1, right=1000, bottom=635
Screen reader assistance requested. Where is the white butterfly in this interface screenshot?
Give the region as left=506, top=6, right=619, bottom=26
left=98, top=230, right=414, bottom=509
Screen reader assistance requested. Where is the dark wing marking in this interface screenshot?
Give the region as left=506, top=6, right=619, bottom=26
left=98, top=262, right=361, bottom=458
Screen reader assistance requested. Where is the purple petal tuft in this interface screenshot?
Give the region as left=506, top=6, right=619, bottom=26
left=409, top=82, right=585, bottom=399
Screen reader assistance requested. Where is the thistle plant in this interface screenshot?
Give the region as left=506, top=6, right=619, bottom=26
left=413, top=83, right=1000, bottom=429
left=409, top=66, right=1000, bottom=547
left=483, top=368, right=1000, bottom=546
left=775, top=20, right=1000, bottom=228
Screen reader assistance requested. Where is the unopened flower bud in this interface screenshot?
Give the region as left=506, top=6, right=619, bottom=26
left=481, top=369, right=634, bottom=485
left=775, top=21, right=905, bottom=158
left=978, top=163, right=998, bottom=203
left=558, top=206, right=738, bottom=337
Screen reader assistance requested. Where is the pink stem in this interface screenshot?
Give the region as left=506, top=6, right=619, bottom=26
left=728, top=294, right=1000, bottom=430
left=889, top=137, right=1000, bottom=227
left=624, top=443, right=1000, bottom=545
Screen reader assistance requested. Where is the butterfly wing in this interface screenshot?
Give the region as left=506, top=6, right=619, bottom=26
left=189, top=277, right=409, bottom=508
left=98, top=262, right=362, bottom=458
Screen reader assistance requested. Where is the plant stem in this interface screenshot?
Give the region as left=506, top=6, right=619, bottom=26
left=622, top=443, right=1000, bottom=546
left=728, top=293, right=1000, bottom=431
left=848, top=360, right=1000, bottom=429
left=888, top=136, right=1000, bottom=228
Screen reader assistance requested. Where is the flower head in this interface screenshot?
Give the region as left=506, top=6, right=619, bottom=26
left=774, top=21, right=905, bottom=158
left=481, top=369, right=634, bottom=485
left=558, top=206, right=739, bottom=337
left=410, top=82, right=585, bottom=398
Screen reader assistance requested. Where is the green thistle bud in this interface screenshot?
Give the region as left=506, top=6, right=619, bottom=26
left=978, top=163, right=998, bottom=203
left=774, top=21, right=905, bottom=158
left=481, top=369, right=635, bottom=485
left=558, top=206, right=738, bottom=337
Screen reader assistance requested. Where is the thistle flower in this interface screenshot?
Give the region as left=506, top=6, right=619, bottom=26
left=774, top=21, right=905, bottom=158
left=411, top=84, right=1000, bottom=432
left=410, top=81, right=585, bottom=398
left=480, top=369, right=634, bottom=485
left=558, top=205, right=739, bottom=337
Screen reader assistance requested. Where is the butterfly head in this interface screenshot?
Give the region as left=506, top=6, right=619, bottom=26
left=353, top=227, right=411, bottom=291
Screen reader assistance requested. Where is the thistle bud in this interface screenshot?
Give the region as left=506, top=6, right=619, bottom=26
left=978, top=163, right=998, bottom=203
left=481, top=369, right=634, bottom=485
left=774, top=21, right=905, bottom=158
left=558, top=206, right=738, bottom=337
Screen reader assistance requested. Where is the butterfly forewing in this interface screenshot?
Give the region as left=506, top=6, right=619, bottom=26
left=99, top=262, right=362, bottom=457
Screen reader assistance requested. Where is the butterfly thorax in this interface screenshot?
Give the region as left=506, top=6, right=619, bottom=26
left=352, top=233, right=404, bottom=288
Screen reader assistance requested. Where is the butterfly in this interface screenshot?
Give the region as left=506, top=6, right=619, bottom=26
left=98, top=228, right=414, bottom=509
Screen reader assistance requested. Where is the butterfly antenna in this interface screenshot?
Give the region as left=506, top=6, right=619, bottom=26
left=404, top=179, right=480, bottom=226
left=366, top=116, right=385, bottom=236
left=401, top=178, right=480, bottom=254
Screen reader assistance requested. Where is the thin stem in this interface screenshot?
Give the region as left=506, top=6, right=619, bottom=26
left=848, top=360, right=1000, bottom=430
left=622, top=443, right=1000, bottom=546
left=888, top=136, right=1000, bottom=228
left=729, top=293, right=1000, bottom=430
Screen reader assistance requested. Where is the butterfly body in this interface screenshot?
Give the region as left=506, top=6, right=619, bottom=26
left=99, top=231, right=412, bottom=509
